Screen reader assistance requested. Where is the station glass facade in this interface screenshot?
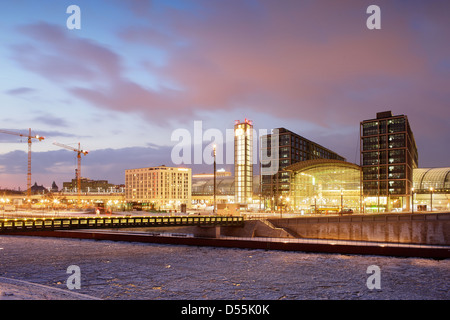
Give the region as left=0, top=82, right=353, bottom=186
left=412, top=167, right=450, bottom=211
left=285, top=159, right=362, bottom=214
left=261, top=128, right=345, bottom=210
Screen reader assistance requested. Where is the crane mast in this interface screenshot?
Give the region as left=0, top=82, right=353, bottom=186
left=53, top=142, right=89, bottom=207
left=0, top=128, right=45, bottom=200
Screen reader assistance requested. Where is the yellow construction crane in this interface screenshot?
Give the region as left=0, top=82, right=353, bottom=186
left=53, top=142, right=89, bottom=206
left=0, top=128, right=45, bottom=200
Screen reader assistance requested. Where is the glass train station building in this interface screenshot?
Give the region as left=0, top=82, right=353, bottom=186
left=260, top=127, right=346, bottom=211
left=284, top=160, right=449, bottom=214
left=191, top=112, right=449, bottom=214
left=280, top=111, right=449, bottom=214
left=412, top=167, right=450, bottom=212
left=284, top=159, right=363, bottom=214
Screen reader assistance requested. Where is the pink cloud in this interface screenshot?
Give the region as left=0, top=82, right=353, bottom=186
left=142, top=0, right=429, bottom=127
left=10, top=1, right=450, bottom=134
left=69, top=79, right=191, bottom=120
left=13, top=22, right=122, bottom=83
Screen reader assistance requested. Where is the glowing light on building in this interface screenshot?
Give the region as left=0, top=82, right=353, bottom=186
left=234, top=119, right=253, bottom=205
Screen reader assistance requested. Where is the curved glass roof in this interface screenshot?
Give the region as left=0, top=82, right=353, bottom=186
left=285, top=159, right=362, bottom=212
left=285, top=159, right=362, bottom=173
left=192, top=176, right=261, bottom=196
left=192, top=176, right=235, bottom=195
left=413, top=168, right=450, bottom=190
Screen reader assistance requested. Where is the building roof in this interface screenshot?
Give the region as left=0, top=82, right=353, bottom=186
left=192, top=176, right=261, bottom=195
left=413, top=168, right=450, bottom=191
left=283, top=159, right=361, bottom=173
left=192, top=176, right=235, bottom=195
left=261, top=127, right=346, bottom=161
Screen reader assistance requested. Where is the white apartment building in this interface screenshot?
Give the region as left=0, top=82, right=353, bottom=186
left=125, top=165, right=191, bottom=210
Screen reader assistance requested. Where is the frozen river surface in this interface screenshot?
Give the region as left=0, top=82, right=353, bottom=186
left=0, top=235, right=449, bottom=300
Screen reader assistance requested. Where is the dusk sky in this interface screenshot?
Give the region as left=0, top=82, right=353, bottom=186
left=1, top=0, right=449, bottom=190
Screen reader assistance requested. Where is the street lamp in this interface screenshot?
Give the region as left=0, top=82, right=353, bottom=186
left=213, top=144, right=216, bottom=214
left=411, top=187, right=415, bottom=214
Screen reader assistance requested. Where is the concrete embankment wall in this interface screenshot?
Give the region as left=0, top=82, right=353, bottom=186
left=111, top=212, right=449, bottom=245
left=266, top=212, right=450, bottom=245
left=221, top=220, right=296, bottom=238
left=130, top=220, right=292, bottom=239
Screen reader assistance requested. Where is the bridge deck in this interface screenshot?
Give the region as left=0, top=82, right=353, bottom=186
left=0, top=215, right=244, bottom=233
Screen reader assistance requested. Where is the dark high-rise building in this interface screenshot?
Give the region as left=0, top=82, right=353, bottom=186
left=360, top=111, right=418, bottom=211
left=261, top=128, right=345, bottom=210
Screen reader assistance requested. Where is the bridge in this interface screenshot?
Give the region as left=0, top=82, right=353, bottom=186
left=0, top=215, right=244, bottom=234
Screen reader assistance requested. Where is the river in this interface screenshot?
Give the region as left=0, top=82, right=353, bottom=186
left=0, top=235, right=448, bottom=300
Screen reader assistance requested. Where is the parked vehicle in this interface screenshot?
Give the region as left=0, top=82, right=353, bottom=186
left=339, top=208, right=353, bottom=215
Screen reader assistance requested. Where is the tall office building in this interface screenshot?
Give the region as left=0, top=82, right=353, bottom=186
left=234, top=119, right=253, bottom=204
left=360, top=111, right=418, bottom=211
left=261, top=127, right=345, bottom=209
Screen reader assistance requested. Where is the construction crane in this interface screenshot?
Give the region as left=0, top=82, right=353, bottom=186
left=53, top=142, right=89, bottom=206
left=0, top=128, right=45, bottom=200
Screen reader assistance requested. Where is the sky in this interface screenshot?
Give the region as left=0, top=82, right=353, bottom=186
left=0, top=0, right=449, bottom=190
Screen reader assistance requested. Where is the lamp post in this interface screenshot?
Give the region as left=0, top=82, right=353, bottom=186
left=411, top=187, right=415, bottom=214
left=213, top=144, right=216, bottom=214
left=429, top=187, right=433, bottom=212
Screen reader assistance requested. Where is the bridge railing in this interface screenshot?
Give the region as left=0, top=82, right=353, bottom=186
left=0, top=216, right=244, bottom=233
